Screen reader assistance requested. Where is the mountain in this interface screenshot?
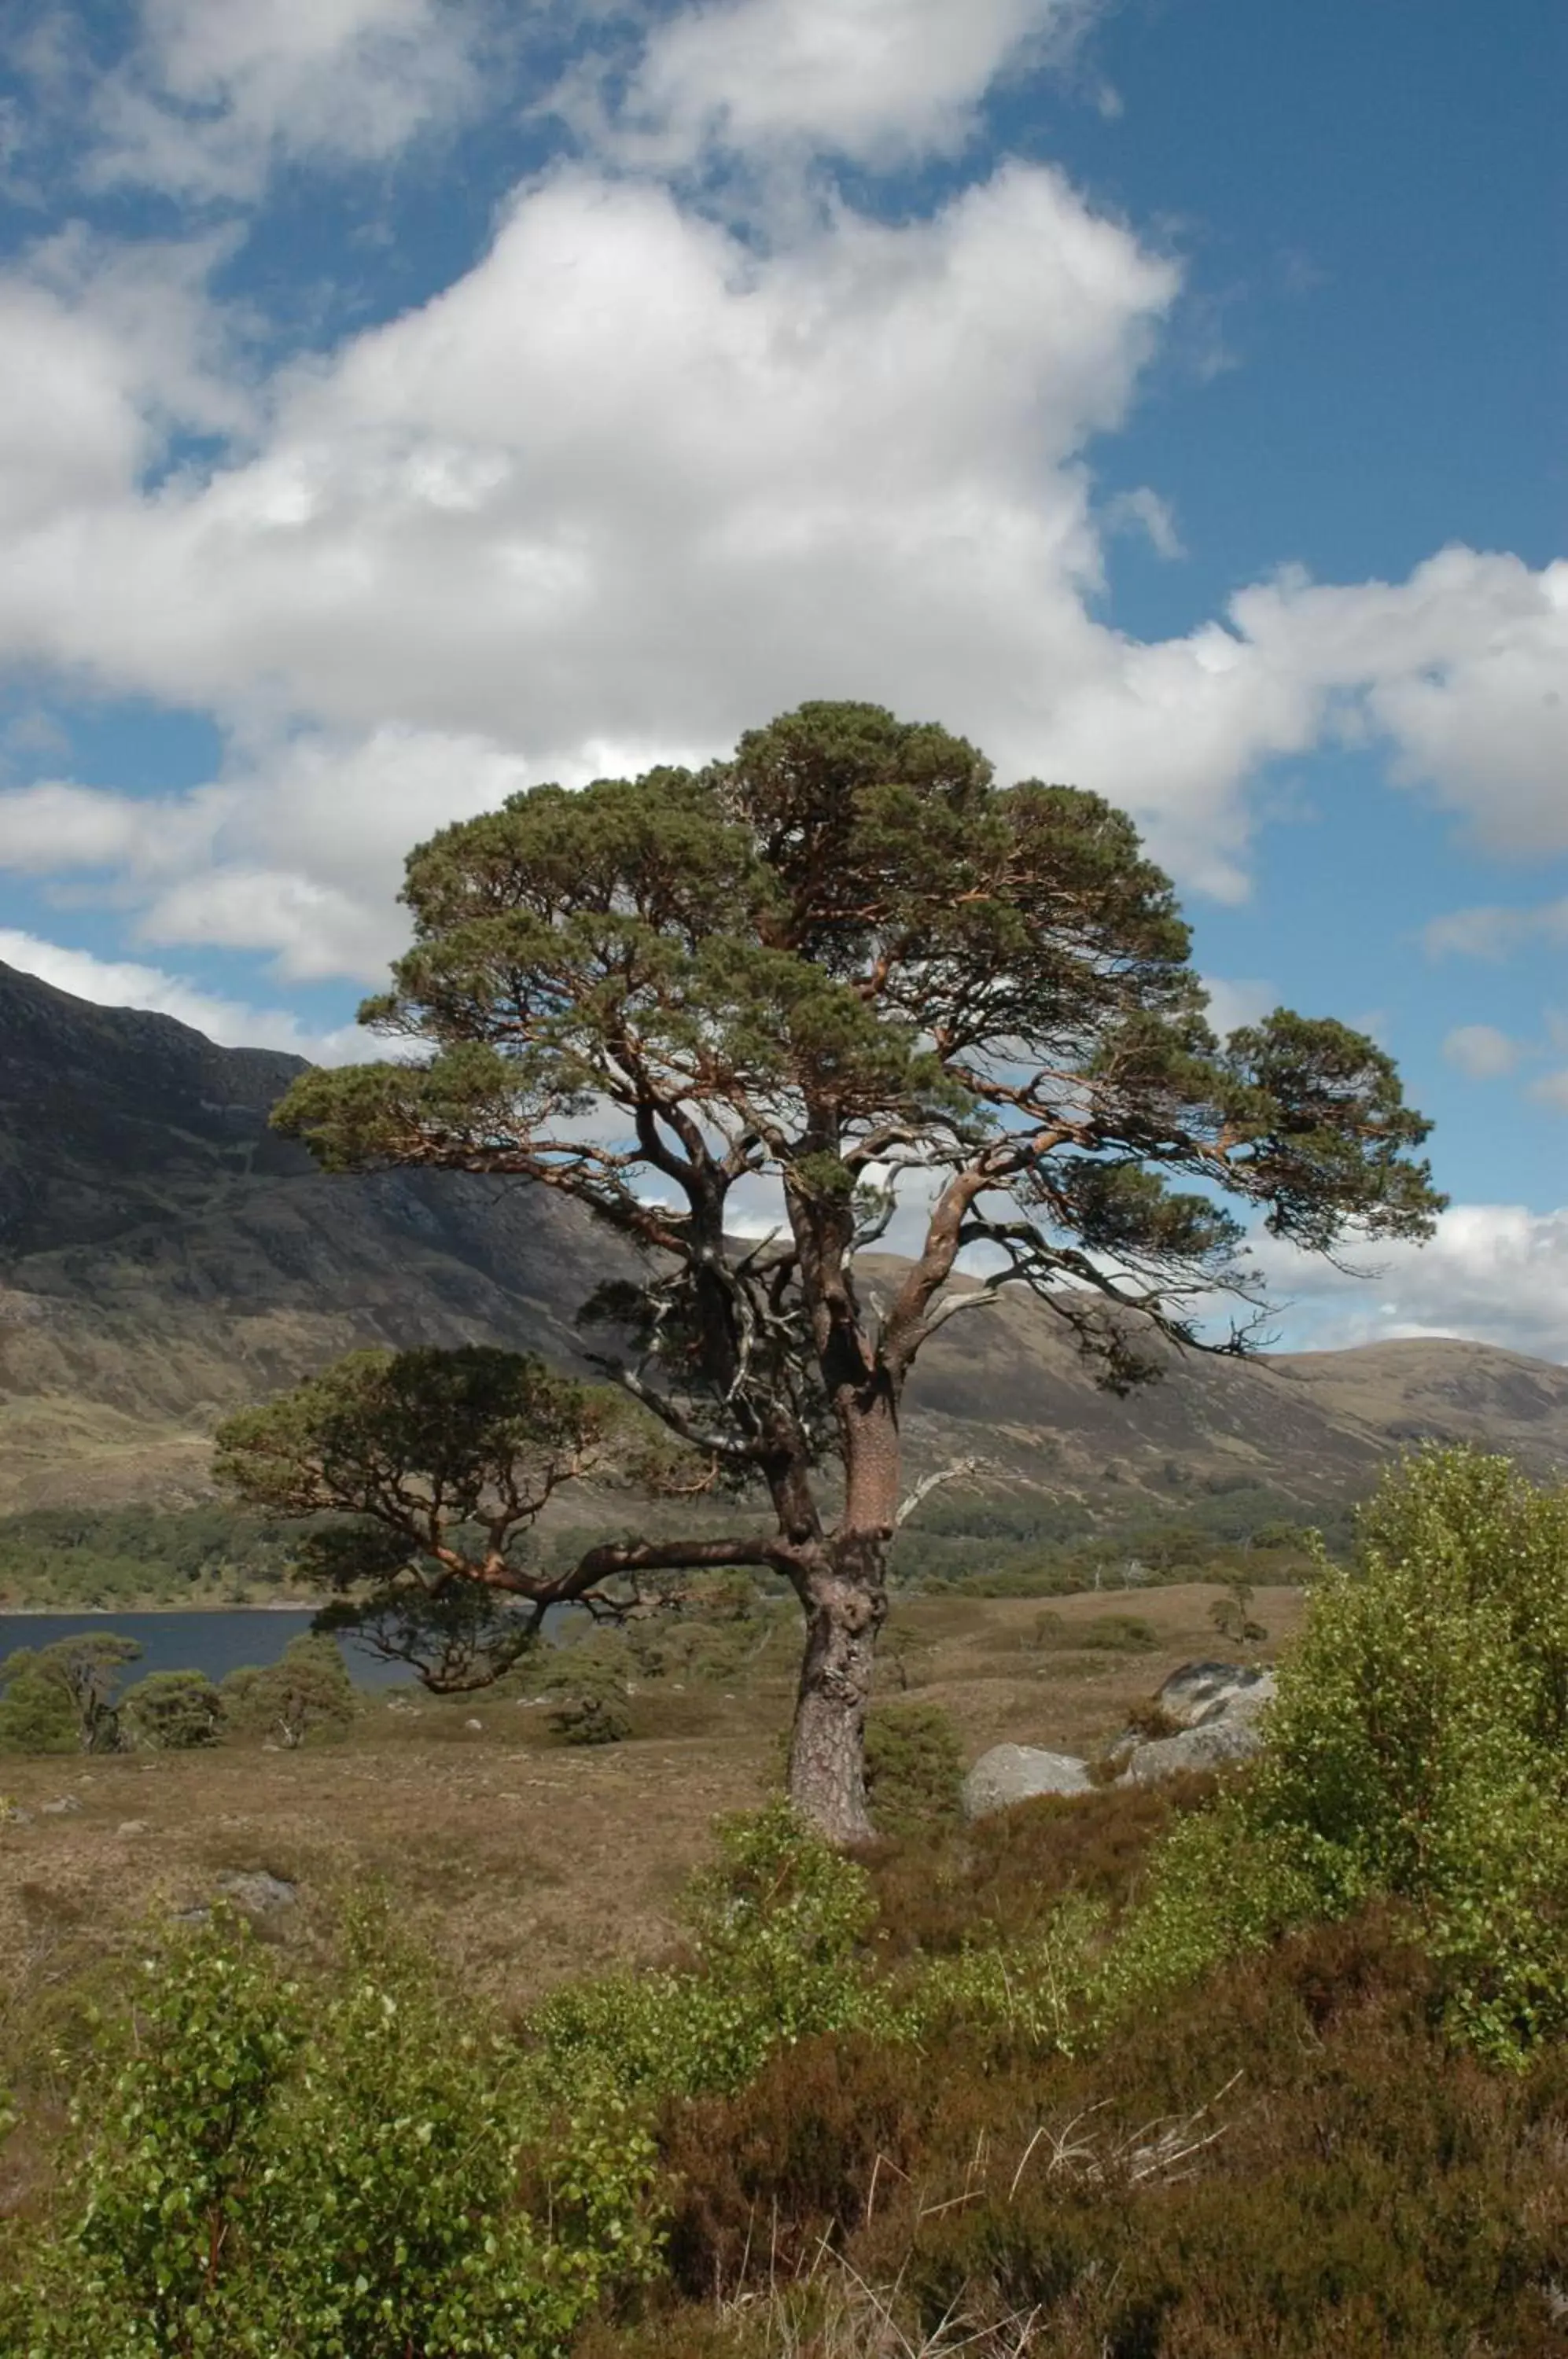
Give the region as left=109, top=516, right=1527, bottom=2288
left=1, top=957, right=1565, bottom=1522
left=0, top=961, right=625, bottom=1510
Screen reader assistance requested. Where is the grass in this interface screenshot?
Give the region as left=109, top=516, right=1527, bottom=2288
left=9, top=1572, right=1568, bottom=2353
left=0, top=1582, right=1296, bottom=2064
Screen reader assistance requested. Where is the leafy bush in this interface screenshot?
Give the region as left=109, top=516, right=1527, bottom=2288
left=221, top=1634, right=357, bottom=1748
left=863, top=1701, right=963, bottom=1838
left=1120, top=1448, right=1568, bottom=2059
left=0, top=1634, right=142, bottom=1754
left=1034, top=1610, right=1159, bottom=1654
left=527, top=1804, right=895, bottom=2107
left=6, top=1901, right=661, bottom=2357
left=0, top=1666, right=77, bottom=1756
left=120, top=1669, right=223, bottom=1750
left=543, top=1643, right=633, bottom=1746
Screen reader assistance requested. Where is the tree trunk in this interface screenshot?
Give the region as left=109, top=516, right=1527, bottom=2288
left=786, top=1534, right=889, bottom=1845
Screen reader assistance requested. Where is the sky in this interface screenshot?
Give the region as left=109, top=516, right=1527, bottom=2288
left=0, top=0, right=1562, bottom=1356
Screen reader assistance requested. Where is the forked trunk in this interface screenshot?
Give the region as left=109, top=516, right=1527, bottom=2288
left=786, top=1533, right=889, bottom=1845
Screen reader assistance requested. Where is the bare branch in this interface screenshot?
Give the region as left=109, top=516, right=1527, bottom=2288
left=895, top=1456, right=983, bottom=1529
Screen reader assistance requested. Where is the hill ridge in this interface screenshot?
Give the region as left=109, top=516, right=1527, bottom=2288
left=0, top=956, right=1564, bottom=1518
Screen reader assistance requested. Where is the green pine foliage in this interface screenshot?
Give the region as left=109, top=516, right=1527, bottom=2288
left=863, top=1701, right=964, bottom=1839
left=220, top=1635, right=358, bottom=1748
left=120, top=1669, right=225, bottom=1750
left=0, top=1633, right=142, bottom=1754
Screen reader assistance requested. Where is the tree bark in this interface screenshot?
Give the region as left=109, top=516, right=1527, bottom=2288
left=786, top=1533, right=889, bottom=1845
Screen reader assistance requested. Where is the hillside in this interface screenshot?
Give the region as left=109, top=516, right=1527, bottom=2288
left=0, top=961, right=624, bottom=1509
left=1, top=958, right=1565, bottom=1522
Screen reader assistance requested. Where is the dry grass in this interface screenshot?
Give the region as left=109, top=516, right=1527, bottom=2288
left=0, top=1582, right=1301, bottom=2039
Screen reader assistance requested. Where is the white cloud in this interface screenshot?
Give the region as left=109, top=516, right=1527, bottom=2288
left=0, top=2, right=1559, bottom=1003
left=1199, top=974, right=1276, bottom=1036
left=0, top=778, right=196, bottom=872
left=1104, top=484, right=1184, bottom=560
left=1443, top=1023, right=1524, bottom=1080
left=0, top=927, right=371, bottom=1061
left=1227, top=550, right=1568, bottom=859
left=0, top=226, right=248, bottom=533
left=86, top=0, right=486, bottom=199
left=1425, top=898, right=1568, bottom=961
left=597, top=0, right=1099, bottom=171
left=1528, top=1073, right=1568, bottom=1114
left=0, top=725, right=530, bottom=983
left=1256, top=1204, right=1568, bottom=1362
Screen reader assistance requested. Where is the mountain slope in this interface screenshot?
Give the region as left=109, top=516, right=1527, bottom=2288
left=0, top=961, right=628, bottom=1507
left=0, top=958, right=1564, bottom=1519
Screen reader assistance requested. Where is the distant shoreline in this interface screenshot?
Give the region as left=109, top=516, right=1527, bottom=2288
left=0, top=1599, right=319, bottom=1617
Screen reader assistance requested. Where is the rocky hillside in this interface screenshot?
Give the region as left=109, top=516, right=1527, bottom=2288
left=1, top=958, right=1565, bottom=1519
left=0, top=962, right=624, bottom=1508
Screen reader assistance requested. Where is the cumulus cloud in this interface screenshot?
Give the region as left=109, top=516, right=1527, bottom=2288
left=1104, top=484, right=1184, bottom=560
left=1425, top=897, right=1568, bottom=961
left=1443, top=1023, right=1524, bottom=1080
left=0, top=226, right=249, bottom=533
left=594, top=0, right=1100, bottom=171
left=1227, top=550, right=1568, bottom=860
left=0, top=927, right=371, bottom=1061
left=1199, top=974, right=1277, bottom=1036
left=84, top=0, right=488, bottom=198
left=0, top=147, right=1559, bottom=956
left=0, top=725, right=529, bottom=983
left=1255, top=1205, right=1568, bottom=1363
left=0, top=0, right=1559, bottom=1091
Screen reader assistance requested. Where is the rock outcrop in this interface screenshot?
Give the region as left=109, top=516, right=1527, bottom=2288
left=961, top=1743, right=1092, bottom=1820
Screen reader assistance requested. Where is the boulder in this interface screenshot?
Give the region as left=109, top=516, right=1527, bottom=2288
left=1154, top=1662, right=1275, bottom=1731
left=962, top=1744, right=1092, bottom=1820
left=1120, top=1716, right=1264, bottom=1785
left=215, top=1870, right=297, bottom=1914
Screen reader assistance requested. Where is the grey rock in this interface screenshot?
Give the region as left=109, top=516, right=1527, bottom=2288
left=464, top=1718, right=483, bottom=1732
left=38, top=1794, right=82, bottom=1816
left=116, top=1820, right=149, bottom=1837
left=1154, top=1661, right=1275, bottom=1731
left=1195, top=1673, right=1276, bottom=1728
left=2, top=1803, right=33, bottom=1826
left=215, top=1870, right=297, bottom=1913
left=1120, top=1717, right=1264, bottom=1786
left=962, top=1743, right=1092, bottom=1820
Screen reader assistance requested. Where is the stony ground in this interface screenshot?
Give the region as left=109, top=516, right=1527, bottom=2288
left=0, top=1583, right=1305, bottom=2034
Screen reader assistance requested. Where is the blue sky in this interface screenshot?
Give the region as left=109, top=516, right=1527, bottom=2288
left=0, top=0, right=1562, bottom=1353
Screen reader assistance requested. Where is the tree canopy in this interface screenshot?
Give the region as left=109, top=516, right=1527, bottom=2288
left=215, top=1345, right=735, bottom=1691
left=274, top=701, right=1443, bottom=1837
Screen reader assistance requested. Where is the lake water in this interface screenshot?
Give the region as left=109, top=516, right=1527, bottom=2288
left=0, top=1610, right=412, bottom=1691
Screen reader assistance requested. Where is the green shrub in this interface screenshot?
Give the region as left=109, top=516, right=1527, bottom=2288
left=120, top=1669, right=223, bottom=1750
left=0, top=1635, right=141, bottom=1754
left=6, top=1902, right=660, bottom=2357
left=863, top=1700, right=963, bottom=1838
left=221, top=1635, right=357, bottom=1747
left=527, top=1804, right=894, bottom=2107
left=0, top=1668, right=77, bottom=1756
left=1034, top=1610, right=1159, bottom=1653
left=1120, top=1448, right=1568, bottom=2060
left=543, top=1643, right=633, bottom=1745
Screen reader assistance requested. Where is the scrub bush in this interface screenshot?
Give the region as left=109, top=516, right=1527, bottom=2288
left=3, top=1902, right=660, bottom=2357
left=1118, top=1448, right=1568, bottom=2059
